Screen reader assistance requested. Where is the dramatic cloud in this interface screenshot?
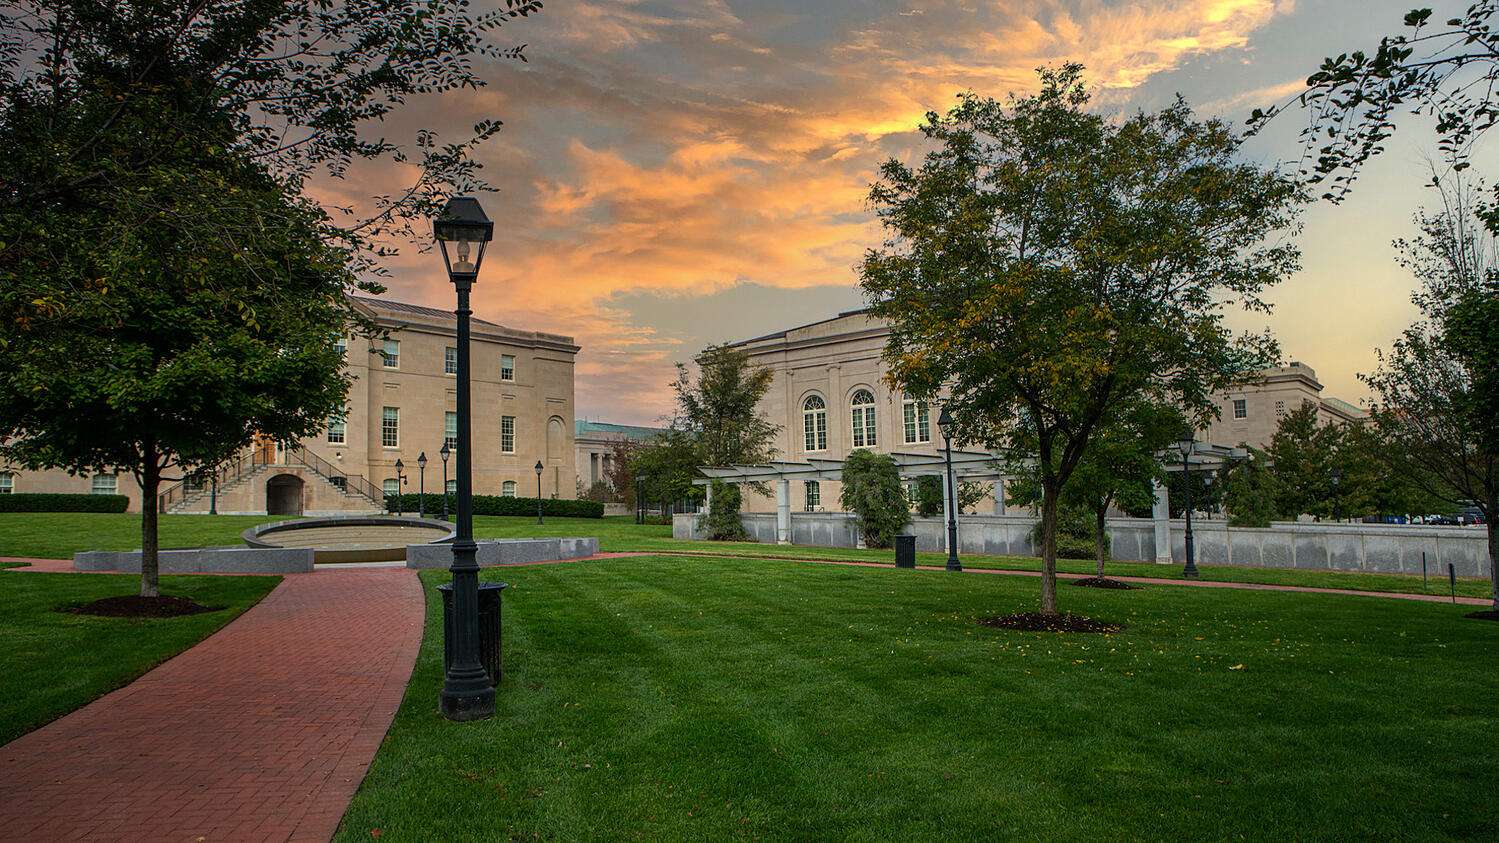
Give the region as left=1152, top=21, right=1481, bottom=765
left=350, top=0, right=1434, bottom=425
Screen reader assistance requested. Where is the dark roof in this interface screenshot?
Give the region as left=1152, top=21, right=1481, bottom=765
left=352, top=295, right=504, bottom=329
left=727, top=307, right=872, bottom=347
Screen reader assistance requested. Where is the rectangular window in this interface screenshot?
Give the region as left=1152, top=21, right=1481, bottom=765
left=502, top=480, right=517, bottom=498
left=0, top=472, right=13, bottom=494
left=501, top=415, right=515, bottom=453
left=329, top=477, right=347, bottom=491
left=381, top=406, right=400, bottom=447
left=804, top=480, right=820, bottom=511
left=444, top=346, right=458, bottom=375
left=326, top=409, right=347, bottom=444
left=91, top=474, right=117, bottom=495
left=500, top=354, right=515, bottom=382
left=446, top=479, right=457, bottom=495
left=1274, top=400, right=1286, bottom=417
left=852, top=407, right=877, bottom=448
left=1233, top=399, right=1247, bottom=420
left=444, top=411, right=458, bottom=452
left=381, top=339, right=400, bottom=369
left=333, top=336, right=347, bottom=357
left=382, top=478, right=399, bottom=498
left=903, top=400, right=930, bottom=444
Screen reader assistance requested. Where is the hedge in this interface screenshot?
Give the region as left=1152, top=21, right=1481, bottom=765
left=0, top=492, right=130, bottom=513
left=385, top=493, right=604, bottom=519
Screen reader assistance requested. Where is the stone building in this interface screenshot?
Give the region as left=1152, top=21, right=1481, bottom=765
left=0, top=296, right=579, bottom=514
left=723, top=309, right=1365, bottom=514
left=574, top=420, right=664, bottom=492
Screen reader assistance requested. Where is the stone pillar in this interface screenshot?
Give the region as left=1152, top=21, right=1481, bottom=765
left=992, top=478, right=1005, bottom=515
left=1152, top=477, right=1172, bottom=563
left=776, top=478, right=792, bottom=545
left=940, top=471, right=950, bottom=551
left=703, top=481, right=713, bottom=514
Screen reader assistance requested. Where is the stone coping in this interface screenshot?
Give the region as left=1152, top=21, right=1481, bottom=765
left=74, top=546, right=314, bottom=574
left=405, top=537, right=599, bottom=569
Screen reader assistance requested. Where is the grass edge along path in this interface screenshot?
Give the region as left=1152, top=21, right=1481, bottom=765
left=334, top=554, right=1499, bottom=841
left=0, top=571, right=281, bottom=745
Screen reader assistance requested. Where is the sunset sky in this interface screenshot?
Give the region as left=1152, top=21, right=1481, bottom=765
left=358, top=0, right=1492, bottom=426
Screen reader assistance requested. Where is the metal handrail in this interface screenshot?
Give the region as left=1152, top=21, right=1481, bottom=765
left=157, top=441, right=384, bottom=512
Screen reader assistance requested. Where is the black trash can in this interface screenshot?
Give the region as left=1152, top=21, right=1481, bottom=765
left=894, top=535, right=917, bottom=568
left=437, top=581, right=506, bottom=686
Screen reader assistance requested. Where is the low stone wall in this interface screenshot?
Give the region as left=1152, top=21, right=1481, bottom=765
left=405, top=537, right=599, bottom=569
left=672, top=512, right=1492, bottom=577
left=74, top=546, right=314, bottom=574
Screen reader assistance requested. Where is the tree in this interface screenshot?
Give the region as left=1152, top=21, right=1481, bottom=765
left=628, top=430, right=704, bottom=516
left=1221, top=448, right=1276, bottom=527
left=1361, top=182, right=1499, bottom=610
left=913, top=476, right=944, bottom=516
left=702, top=480, right=750, bottom=541
left=1249, top=4, right=1499, bottom=209
left=861, top=65, right=1300, bottom=614
left=672, top=345, right=781, bottom=467
left=839, top=450, right=910, bottom=548
left=1264, top=402, right=1343, bottom=520
left=604, top=438, right=641, bottom=507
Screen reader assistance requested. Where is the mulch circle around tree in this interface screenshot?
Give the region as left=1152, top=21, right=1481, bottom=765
left=1070, top=576, right=1140, bottom=590
left=61, top=595, right=219, bottom=619
left=978, top=612, right=1124, bottom=634
left=1464, top=610, right=1499, bottom=623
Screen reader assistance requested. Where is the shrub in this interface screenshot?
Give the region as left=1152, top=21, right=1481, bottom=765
left=385, top=494, right=604, bottom=518
left=913, top=475, right=943, bottom=517
left=701, top=480, right=750, bottom=541
left=0, top=492, right=130, bottom=513
left=840, top=449, right=910, bottom=548
left=1030, top=504, right=1109, bottom=560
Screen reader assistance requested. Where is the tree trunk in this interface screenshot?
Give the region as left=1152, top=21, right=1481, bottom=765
left=140, top=445, right=161, bottom=599
left=1095, top=502, right=1108, bottom=579
left=1039, top=480, right=1059, bottom=615
left=1487, top=502, right=1498, bottom=611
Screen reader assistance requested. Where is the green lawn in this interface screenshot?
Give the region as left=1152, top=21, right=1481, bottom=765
left=338, top=556, right=1498, bottom=840
left=0, top=512, right=1489, bottom=599
left=0, top=571, right=280, bottom=745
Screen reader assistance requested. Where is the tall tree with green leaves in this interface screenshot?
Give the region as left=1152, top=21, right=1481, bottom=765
left=861, top=65, right=1300, bottom=614
left=1264, top=402, right=1344, bottom=520
left=672, top=344, right=781, bottom=467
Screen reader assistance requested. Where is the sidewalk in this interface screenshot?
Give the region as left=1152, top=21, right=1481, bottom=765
left=0, top=567, right=423, bottom=842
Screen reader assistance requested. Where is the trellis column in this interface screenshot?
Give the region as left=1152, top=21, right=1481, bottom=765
left=1151, top=477, right=1172, bottom=563
left=776, top=478, right=792, bottom=545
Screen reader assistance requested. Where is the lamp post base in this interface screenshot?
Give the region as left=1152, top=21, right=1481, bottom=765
left=946, top=558, right=962, bottom=572
left=439, top=676, right=495, bottom=721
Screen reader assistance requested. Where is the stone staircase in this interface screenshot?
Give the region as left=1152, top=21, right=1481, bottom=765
left=158, top=445, right=385, bottom=515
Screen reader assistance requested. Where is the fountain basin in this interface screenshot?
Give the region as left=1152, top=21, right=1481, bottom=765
left=243, top=516, right=455, bottom=564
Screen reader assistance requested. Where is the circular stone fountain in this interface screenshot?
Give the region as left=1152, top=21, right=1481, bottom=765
left=243, top=516, right=455, bottom=564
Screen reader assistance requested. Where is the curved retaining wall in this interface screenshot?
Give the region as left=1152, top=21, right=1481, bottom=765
left=405, top=537, right=599, bottom=569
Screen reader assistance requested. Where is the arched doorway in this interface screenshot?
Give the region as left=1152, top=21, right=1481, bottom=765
left=266, top=474, right=305, bottom=516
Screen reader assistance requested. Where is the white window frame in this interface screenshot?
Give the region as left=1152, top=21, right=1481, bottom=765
left=501, top=415, right=516, bottom=454
left=382, top=478, right=399, bottom=498
left=804, top=480, right=820, bottom=511
left=381, top=338, right=400, bottom=369
left=902, top=397, right=930, bottom=444
left=802, top=395, right=827, bottom=452
left=850, top=389, right=877, bottom=448
left=500, top=354, right=515, bottom=382
left=1233, top=398, right=1248, bottom=420
left=91, top=474, right=117, bottom=495
left=326, top=409, right=347, bottom=444
left=381, top=406, right=400, bottom=448
left=333, top=336, right=347, bottom=357
left=444, top=346, right=458, bottom=376
left=501, top=480, right=517, bottom=498
left=0, top=472, right=13, bottom=494
left=445, top=479, right=457, bottom=495
left=444, top=411, right=458, bottom=452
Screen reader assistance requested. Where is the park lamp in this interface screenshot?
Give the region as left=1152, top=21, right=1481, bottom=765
left=1174, top=427, right=1196, bottom=455
left=394, top=457, right=405, bottom=476
left=937, top=405, right=953, bottom=440
left=417, top=451, right=427, bottom=471
left=439, top=441, right=450, bottom=465
left=433, top=197, right=494, bottom=280
left=1331, top=467, right=1343, bottom=488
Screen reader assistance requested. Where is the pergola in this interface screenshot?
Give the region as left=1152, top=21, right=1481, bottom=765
left=693, top=442, right=1248, bottom=552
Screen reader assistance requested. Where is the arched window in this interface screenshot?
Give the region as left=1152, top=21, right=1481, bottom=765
left=902, top=396, right=930, bottom=444
left=501, top=480, right=517, bottom=498
left=850, top=389, right=877, bottom=448
left=802, top=395, right=827, bottom=451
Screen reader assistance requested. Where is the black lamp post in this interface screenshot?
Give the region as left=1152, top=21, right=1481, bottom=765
left=434, top=195, right=496, bottom=721
left=535, top=459, right=545, bottom=525
left=636, top=474, right=649, bottom=525
left=439, top=442, right=451, bottom=521
left=209, top=475, right=218, bottom=516
left=936, top=405, right=961, bottom=572
left=394, top=458, right=405, bottom=517
left=417, top=451, right=428, bottom=518
left=1175, top=429, right=1199, bottom=579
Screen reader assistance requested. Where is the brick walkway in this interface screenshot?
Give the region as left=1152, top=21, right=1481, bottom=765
left=0, top=568, right=423, bottom=842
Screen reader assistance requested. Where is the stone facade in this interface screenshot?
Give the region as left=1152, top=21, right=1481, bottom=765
left=574, top=420, right=664, bottom=493
left=723, top=310, right=1366, bottom=514
left=0, top=295, right=579, bottom=514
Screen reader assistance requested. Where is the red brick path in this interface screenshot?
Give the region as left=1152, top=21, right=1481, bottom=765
left=0, top=568, right=423, bottom=842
